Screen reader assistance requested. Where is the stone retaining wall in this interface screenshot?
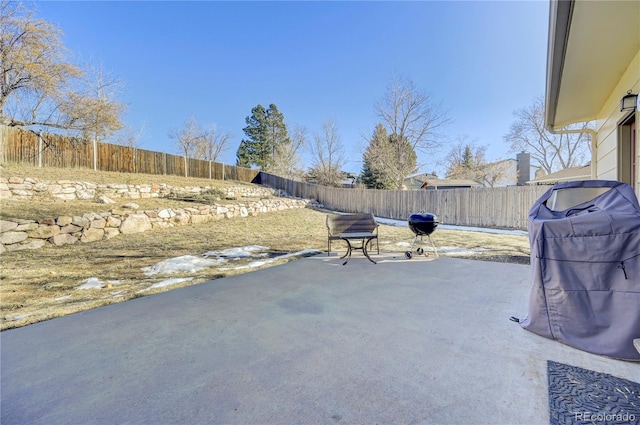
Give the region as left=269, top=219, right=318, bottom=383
left=0, top=198, right=312, bottom=254
left=0, top=176, right=316, bottom=254
left=0, top=177, right=275, bottom=200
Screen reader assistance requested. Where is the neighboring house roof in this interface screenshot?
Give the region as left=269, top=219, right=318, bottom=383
left=545, top=0, right=640, bottom=129
left=404, top=174, right=481, bottom=190
left=420, top=179, right=482, bottom=189
left=528, top=165, right=591, bottom=185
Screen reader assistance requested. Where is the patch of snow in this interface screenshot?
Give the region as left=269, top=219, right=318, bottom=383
left=139, top=277, right=194, bottom=292
left=235, top=260, right=269, bottom=270
left=438, top=225, right=527, bottom=236
left=436, top=246, right=490, bottom=256
left=55, top=295, right=72, bottom=302
left=5, top=314, right=31, bottom=321
left=76, top=278, right=104, bottom=290
left=141, top=255, right=226, bottom=276
left=275, top=249, right=321, bottom=260
left=220, top=249, right=321, bottom=271
left=75, top=278, right=122, bottom=290
left=203, top=245, right=269, bottom=258
left=373, top=216, right=528, bottom=236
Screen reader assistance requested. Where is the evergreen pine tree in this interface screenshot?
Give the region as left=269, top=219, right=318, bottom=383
left=263, top=104, right=290, bottom=170
left=360, top=124, right=394, bottom=189
left=235, top=139, right=252, bottom=168
left=462, top=145, right=474, bottom=169
left=360, top=124, right=416, bottom=189
left=235, top=103, right=289, bottom=170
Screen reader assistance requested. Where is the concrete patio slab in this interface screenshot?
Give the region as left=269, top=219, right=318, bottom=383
left=1, top=254, right=638, bottom=424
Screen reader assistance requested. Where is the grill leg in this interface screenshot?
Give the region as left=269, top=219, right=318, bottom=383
left=409, top=235, right=419, bottom=253
left=428, top=235, right=439, bottom=258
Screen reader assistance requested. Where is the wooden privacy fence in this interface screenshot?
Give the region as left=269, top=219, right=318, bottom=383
left=260, top=172, right=549, bottom=230
left=0, top=125, right=259, bottom=183
left=1, top=126, right=550, bottom=229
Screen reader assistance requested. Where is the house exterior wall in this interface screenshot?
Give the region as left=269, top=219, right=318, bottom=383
left=594, top=49, right=639, bottom=198
left=492, top=160, right=517, bottom=187
left=492, top=161, right=538, bottom=187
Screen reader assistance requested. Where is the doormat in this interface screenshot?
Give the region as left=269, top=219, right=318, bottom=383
left=548, top=360, right=640, bottom=424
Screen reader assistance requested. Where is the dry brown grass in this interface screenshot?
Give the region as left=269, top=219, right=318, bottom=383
left=0, top=164, right=530, bottom=330
left=1, top=162, right=247, bottom=188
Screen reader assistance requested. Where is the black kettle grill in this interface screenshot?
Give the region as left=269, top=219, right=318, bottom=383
left=405, top=213, right=439, bottom=259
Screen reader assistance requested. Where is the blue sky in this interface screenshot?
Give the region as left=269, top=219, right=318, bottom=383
left=33, top=1, right=549, bottom=175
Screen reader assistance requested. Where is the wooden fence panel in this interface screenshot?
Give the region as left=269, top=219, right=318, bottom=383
left=212, top=162, right=224, bottom=180
left=259, top=172, right=548, bottom=230
left=163, top=153, right=184, bottom=177
left=40, top=133, right=93, bottom=169
left=98, top=142, right=135, bottom=173
left=2, top=127, right=38, bottom=165
left=136, top=149, right=165, bottom=175
left=0, top=125, right=6, bottom=163
left=1, top=126, right=261, bottom=183
left=187, top=157, right=206, bottom=179
left=225, top=164, right=238, bottom=181
left=235, top=166, right=260, bottom=183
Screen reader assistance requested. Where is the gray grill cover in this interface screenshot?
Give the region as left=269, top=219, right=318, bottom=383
left=521, top=180, right=640, bottom=361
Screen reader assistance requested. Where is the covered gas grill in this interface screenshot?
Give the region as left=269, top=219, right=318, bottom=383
left=405, top=213, right=439, bottom=259
left=519, top=180, right=640, bottom=361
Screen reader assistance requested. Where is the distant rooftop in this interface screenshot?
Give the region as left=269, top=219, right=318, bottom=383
left=528, top=165, right=591, bottom=185
left=405, top=174, right=482, bottom=190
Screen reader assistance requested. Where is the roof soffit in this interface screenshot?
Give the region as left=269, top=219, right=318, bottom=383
left=547, top=1, right=640, bottom=129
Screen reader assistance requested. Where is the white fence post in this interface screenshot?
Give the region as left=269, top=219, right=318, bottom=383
left=38, top=132, right=43, bottom=168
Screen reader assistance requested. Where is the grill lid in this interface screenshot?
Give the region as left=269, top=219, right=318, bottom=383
left=408, top=213, right=439, bottom=235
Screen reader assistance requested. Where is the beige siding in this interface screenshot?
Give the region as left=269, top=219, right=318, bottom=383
left=594, top=49, right=640, bottom=197
left=598, top=149, right=618, bottom=178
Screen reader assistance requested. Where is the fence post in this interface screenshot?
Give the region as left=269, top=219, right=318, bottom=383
left=93, top=137, right=97, bottom=171
left=0, top=125, right=5, bottom=164
left=38, top=132, right=43, bottom=168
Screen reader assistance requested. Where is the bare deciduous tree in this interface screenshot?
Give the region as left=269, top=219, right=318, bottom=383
left=309, top=119, right=345, bottom=187
left=270, top=124, right=307, bottom=180
left=116, top=122, right=146, bottom=149
left=169, top=117, right=203, bottom=177
left=194, top=124, right=232, bottom=163
left=445, top=136, right=513, bottom=187
left=0, top=1, right=124, bottom=139
left=480, top=160, right=515, bottom=188
left=374, top=75, right=450, bottom=185
left=170, top=117, right=233, bottom=177
left=66, top=64, right=125, bottom=142
left=504, top=96, right=591, bottom=174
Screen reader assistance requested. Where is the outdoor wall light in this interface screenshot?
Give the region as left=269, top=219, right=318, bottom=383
left=620, top=90, right=638, bottom=111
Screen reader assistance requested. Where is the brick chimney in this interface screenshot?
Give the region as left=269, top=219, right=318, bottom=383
left=516, top=152, right=530, bottom=186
